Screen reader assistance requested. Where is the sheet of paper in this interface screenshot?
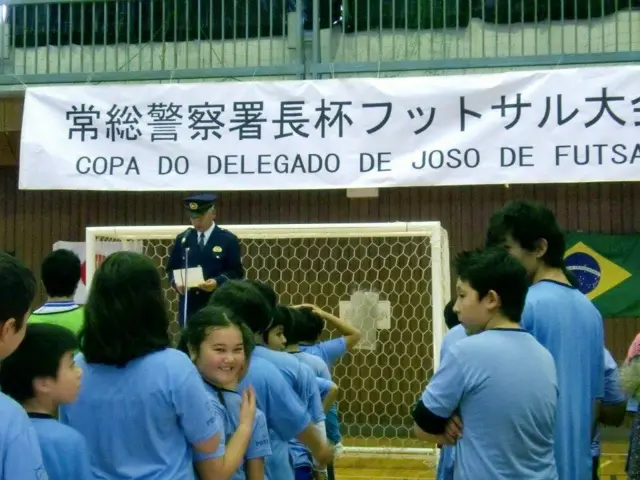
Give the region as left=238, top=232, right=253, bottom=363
left=173, top=267, right=205, bottom=288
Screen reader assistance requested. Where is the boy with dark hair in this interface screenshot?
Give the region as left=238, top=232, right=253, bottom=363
left=0, top=323, right=91, bottom=480
left=30, top=249, right=83, bottom=335
left=0, top=251, right=49, bottom=479
left=486, top=200, right=604, bottom=480
left=443, top=300, right=459, bottom=329
left=413, top=248, right=558, bottom=479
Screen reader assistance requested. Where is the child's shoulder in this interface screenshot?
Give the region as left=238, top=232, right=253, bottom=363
left=132, top=348, right=193, bottom=371
left=0, top=394, right=33, bottom=440
left=31, top=416, right=86, bottom=448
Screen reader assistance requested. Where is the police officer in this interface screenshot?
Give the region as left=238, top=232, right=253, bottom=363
left=166, top=193, right=244, bottom=327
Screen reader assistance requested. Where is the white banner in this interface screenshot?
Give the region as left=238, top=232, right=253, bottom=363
left=53, top=241, right=142, bottom=304
left=20, top=66, right=640, bottom=192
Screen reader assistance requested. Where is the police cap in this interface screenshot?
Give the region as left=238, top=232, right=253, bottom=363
left=183, top=193, right=218, bottom=217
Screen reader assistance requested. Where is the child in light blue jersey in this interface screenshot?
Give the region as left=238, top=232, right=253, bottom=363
left=0, top=252, right=48, bottom=480
left=435, top=301, right=467, bottom=480
left=179, top=306, right=271, bottom=480
left=209, top=280, right=334, bottom=480
left=296, top=302, right=362, bottom=462
left=288, top=378, right=337, bottom=480
left=591, top=348, right=626, bottom=480
left=0, top=323, right=92, bottom=480
left=487, top=200, right=605, bottom=480
left=413, top=248, right=558, bottom=480
left=270, top=305, right=339, bottom=480
left=59, top=251, right=230, bottom=480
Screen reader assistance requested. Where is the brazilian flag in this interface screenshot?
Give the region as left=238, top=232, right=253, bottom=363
left=564, top=232, right=640, bottom=318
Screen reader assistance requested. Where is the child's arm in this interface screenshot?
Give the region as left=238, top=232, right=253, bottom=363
left=196, top=389, right=256, bottom=480
left=321, top=381, right=339, bottom=413
left=245, top=458, right=265, bottom=480
left=298, top=304, right=362, bottom=351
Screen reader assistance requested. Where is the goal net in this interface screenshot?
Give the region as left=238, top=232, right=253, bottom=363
left=85, top=222, right=451, bottom=456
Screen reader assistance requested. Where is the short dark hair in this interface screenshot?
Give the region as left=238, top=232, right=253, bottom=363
left=177, top=306, right=254, bottom=360
left=454, top=248, right=528, bottom=323
left=246, top=280, right=278, bottom=309
left=0, top=323, right=78, bottom=403
left=272, top=305, right=294, bottom=341
left=485, top=201, right=566, bottom=268
left=443, top=300, right=459, bottom=329
left=41, top=249, right=81, bottom=298
left=293, top=307, right=325, bottom=344
left=208, top=280, right=273, bottom=334
left=80, top=252, right=170, bottom=367
left=0, top=252, right=36, bottom=330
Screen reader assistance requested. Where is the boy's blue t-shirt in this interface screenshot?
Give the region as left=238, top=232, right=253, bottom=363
left=436, top=325, right=467, bottom=480
left=420, top=329, right=558, bottom=480
left=28, top=413, right=93, bottom=480
left=522, top=280, right=604, bottom=480
left=0, top=392, right=49, bottom=479
left=252, top=346, right=325, bottom=423
left=300, top=338, right=347, bottom=370
left=238, top=355, right=310, bottom=480
left=289, top=378, right=335, bottom=470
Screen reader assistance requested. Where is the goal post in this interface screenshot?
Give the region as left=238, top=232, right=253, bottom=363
left=85, top=222, right=451, bottom=456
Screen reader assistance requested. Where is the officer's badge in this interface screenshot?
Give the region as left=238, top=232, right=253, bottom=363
left=189, top=202, right=199, bottom=211
left=213, top=246, right=223, bottom=253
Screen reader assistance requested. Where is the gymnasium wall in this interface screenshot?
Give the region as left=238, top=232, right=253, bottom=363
left=2, top=165, right=639, bottom=370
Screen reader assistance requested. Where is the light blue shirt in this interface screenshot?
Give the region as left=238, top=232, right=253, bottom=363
left=0, top=393, right=48, bottom=480
left=196, top=383, right=271, bottom=480
left=252, top=346, right=325, bottom=423
left=436, top=325, right=467, bottom=480
left=522, top=280, right=604, bottom=480
left=29, top=414, right=93, bottom=480
left=59, top=349, right=222, bottom=480
left=289, top=378, right=334, bottom=469
left=421, top=329, right=558, bottom=480
left=300, top=337, right=347, bottom=370
left=591, top=348, right=626, bottom=457
left=238, top=355, right=310, bottom=480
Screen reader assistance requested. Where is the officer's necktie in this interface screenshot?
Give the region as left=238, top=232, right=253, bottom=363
left=198, top=233, right=205, bottom=250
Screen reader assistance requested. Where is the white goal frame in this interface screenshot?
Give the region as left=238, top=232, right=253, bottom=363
left=85, top=221, right=451, bottom=456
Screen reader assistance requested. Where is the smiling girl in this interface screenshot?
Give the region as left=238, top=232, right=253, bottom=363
left=179, top=306, right=272, bottom=480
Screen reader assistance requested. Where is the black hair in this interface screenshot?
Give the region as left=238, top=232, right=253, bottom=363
left=0, top=251, right=36, bottom=330
left=293, top=307, right=325, bottom=344
left=80, top=251, right=170, bottom=367
left=267, top=304, right=293, bottom=344
left=41, top=249, right=81, bottom=298
left=485, top=200, right=566, bottom=269
left=281, top=307, right=310, bottom=345
left=443, top=300, right=459, bottom=329
left=208, top=280, right=273, bottom=334
left=246, top=280, right=278, bottom=309
left=0, top=323, right=78, bottom=403
left=177, top=306, right=255, bottom=360
left=454, top=247, right=528, bottom=323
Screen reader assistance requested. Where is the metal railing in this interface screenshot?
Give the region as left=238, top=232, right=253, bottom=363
left=0, top=0, right=638, bottom=90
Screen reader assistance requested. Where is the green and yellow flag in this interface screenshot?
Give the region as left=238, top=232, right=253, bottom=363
left=564, top=232, right=640, bottom=318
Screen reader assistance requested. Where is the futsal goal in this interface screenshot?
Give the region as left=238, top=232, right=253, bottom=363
left=85, top=222, right=451, bottom=456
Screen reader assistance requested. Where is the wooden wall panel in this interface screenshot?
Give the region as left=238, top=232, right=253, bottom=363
left=2, top=166, right=640, bottom=425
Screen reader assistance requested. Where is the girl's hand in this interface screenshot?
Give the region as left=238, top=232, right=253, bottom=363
left=239, top=387, right=257, bottom=427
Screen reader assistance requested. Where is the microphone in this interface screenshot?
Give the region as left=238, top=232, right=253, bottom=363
left=180, top=227, right=194, bottom=245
